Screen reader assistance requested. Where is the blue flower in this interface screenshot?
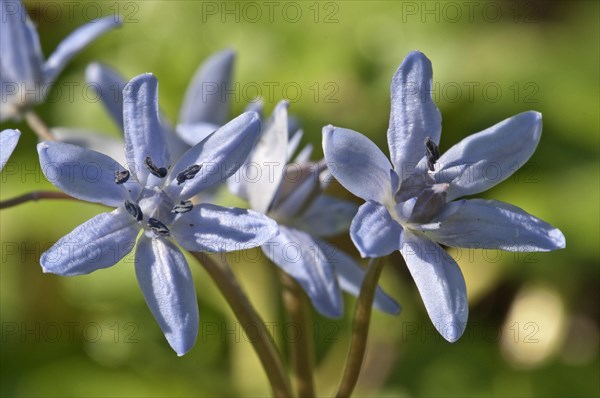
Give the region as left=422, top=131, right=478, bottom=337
left=37, top=74, right=278, bottom=355
left=0, top=128, right=20, bottom=170
left=229, top=100, right=400, bottom=318
left=0, top=0, right=121, bottom=121
left=323, top=51, right=565, bottom=342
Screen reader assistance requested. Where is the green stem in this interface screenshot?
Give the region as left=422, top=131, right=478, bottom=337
left=24, top=110, right=55, bottom=141
left=335, top=258, right=384, bottom=398
left=192, top=252, right=293, bottom=398
left=280, top=271, right=316, bottom=398
left=0, top=191, right=74, bottom=210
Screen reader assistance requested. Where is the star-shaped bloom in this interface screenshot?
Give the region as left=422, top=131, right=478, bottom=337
left=0, top=128, right=20, bottom=170
left=37, top=73, right=278, bottom=355
left=323, top=51, right=565, bottom=341
left=0, top=0, right=121, bottom=121
left=229, top=100, right=400, bottom=318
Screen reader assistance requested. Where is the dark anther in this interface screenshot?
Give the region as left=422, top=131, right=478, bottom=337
left=125, top=200, right=143, bottom=221
left=148, top=217, right=170, bottom=236
left=176, top=164, right=202, bottom=185
left=145, top=156, right=168, bottom=178
left=424, top=137, right=440, bottom=172
left=114, top=170, right=130, bottom=184
left=172, top=200, right=193, bottom=213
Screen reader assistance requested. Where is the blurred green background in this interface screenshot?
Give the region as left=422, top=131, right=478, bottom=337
left=1, top=0, right=598, bottom=397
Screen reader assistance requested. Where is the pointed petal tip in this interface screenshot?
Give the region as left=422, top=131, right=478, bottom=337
left=550, top=228, right=566, bottom=249
left=439, top=321, right=466, bottom=343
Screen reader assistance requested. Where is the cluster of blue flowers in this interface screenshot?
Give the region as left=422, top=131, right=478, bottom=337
left=1, top=0, right=564, bottom=356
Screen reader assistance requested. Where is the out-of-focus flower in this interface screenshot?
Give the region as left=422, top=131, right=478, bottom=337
left=0, top=128, right=20, bottom=170
left=37, top=74, right=277, bottom=355
left=323, top=51, right=565, bottom=341
left=0, top=0, right=121, bottom=121
left=229, top=100, right=400, bottom=318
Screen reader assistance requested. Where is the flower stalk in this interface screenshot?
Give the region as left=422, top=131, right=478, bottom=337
left=24, top=110, right=55, bottom=141
left=192, top=252, right=293, bottom=398
left=336, top=257, right=385, bottom=398
left=280, top=271, right=316, bottom=398
left=0, top=191, right=74, bottom=210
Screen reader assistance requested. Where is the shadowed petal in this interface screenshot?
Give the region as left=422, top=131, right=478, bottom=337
left=166, top=112, right=261, bottom=201
left=417, top=199, right=565, bottom=251
left=247, top=100, right=289, bottom=214
left=85, top=62, right=126, bottom=130
left=388, top=51, right=441, bottom=175
left=179, top=49, right=235, bottom=126
left=293, top=195, right=358, bottom=237
left=176, top=122, right=219, bottom=146
left=43, top=16, right=122, bottom=84
left=0, top=129, right=20, bottom=171
left=171, top=203, right=278, bottom=252
left=322, top=125, right=393, bottom=203
left=318, top=240, right=401, bottom=315
left=37, top=141, right=137, bottom=207
left=351, top=201, right=403, bottom=258
left=435, top=111, right=542, bottom=201
left=400, top=229, right=468, bottom=342
left=0, top=0, right=43, bottom=85
left=123, top=73, right=171, bottom=186
left=52, top=127, right=126, bottom=165
left=262, top=227, right=342, bottom=318
left=135, top=235, right=199, bottom=356
left=40, top=208, right=138, bottom=276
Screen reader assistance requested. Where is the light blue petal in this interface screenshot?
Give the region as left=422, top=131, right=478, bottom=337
left=37, top=141, right=137, bottom=207
left=293, top=195, right=358, bottom=237
left=270, top=161, right=325, bottom=219
left=85, top=62, right=126, bottom=130
left=293, top=144, right=313, bottom=164
left=40, top=208, right=138, bottom=276
left=400, top=230, right=467, bottom=342
left=176, top=122, right=219, bottom=146
left=0, top=0, right=43, bottom=85
left=52, top=127, right=126, bottom=165
left=316, top=239, right=400, bottom=315
left=171, top=203, right=278, bottom=252
left=135, top=235, right=199, bottom=356
left=166, top=112, right=261, bottom=201
left=123, top=73, right=171, bottom=187
left=388, top=51, right=441, bottom=175
left=179, top=49, right=235, bottom=126
left=417, top=199, right=565, bottom=251
left=262, top=227, right=343, bottom=318
left=43, top=16, right=122, bottom=84
left=322, top=125, right=393, bottom=203
left=247, top=100, right=289, bottom=214
left=287, top=129, right=304, bottom=161
left=435, top=111, right=543, bottom=201
left=350, top=201, right=403, bottom=258
left=0, top=129, right=20, bottom=171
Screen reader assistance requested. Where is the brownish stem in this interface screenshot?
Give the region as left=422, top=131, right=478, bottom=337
left=191, top=252, right=293, bottom=398
left=0, top=191, right=74, bottom=210
left=24, top=110, right=55, bottom=141
left=280, top=271, right=316, bottom=397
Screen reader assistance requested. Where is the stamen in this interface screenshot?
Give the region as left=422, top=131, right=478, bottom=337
left=145, top=156, right=168, bottom=178
left=176, top=164, right=202, bottom=185
left=124, top=200, right=143, bottom=221
left=114, top=170, right=130, bottom=184
left=424, top=137, right=440, bottom=172
left=172, top=200, right=193, bottom=213
left=148, top=217, right=170, bottom=236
